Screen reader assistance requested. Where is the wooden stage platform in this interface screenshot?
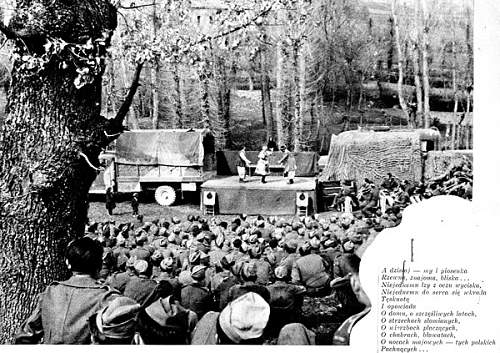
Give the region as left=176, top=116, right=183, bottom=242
left=200, top=176, right=317, bottom=215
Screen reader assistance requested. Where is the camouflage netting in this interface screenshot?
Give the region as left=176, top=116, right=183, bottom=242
left=321, top=129, right=440, bottom=185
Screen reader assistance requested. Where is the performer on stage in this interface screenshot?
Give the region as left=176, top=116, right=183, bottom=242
left=237, top=146, right=252, bottom=183
left=279, top=145, right=297, bottom=184
left=255, top=145, right=272, bottom=184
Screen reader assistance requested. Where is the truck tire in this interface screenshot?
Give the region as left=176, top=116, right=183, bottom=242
left=155, top=185, right=177, bottom=206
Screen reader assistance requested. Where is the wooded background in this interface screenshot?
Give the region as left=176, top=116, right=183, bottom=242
left=0, top=0, right=474, bottom=152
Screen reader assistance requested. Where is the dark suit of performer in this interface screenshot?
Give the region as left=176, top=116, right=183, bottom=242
left=237, top=147, right=252, bottom=182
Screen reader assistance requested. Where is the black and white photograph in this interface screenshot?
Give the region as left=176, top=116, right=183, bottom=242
left=0, top=0, right=490, bottom=349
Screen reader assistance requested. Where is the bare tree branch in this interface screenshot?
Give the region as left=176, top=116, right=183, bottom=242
left=195, top=1, right=277, bottom=46
left=119, top=3, right=156, bottom=10
left=113, top=61, right=144, bottom=125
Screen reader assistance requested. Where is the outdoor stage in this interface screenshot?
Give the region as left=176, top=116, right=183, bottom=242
left=201, top=176, right=317, bottom=215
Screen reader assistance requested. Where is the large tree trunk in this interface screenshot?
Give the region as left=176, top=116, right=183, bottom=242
left=0, top=0, right=141, bottom=343
left=391, top=0, right=411, bottom=125
left=421, top=0, right=431, bottom=128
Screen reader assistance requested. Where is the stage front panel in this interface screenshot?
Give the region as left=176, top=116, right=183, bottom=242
left=201, top=176, right=316, bottom=215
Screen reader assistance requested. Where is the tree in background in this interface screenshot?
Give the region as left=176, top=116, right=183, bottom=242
left=391, top=0, right=411, bottom=126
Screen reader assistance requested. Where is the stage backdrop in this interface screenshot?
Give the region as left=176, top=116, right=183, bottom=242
left=216, top=151, right=319, bottom=177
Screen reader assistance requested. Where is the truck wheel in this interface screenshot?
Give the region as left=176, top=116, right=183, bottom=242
left=155, top=185, right=177, bottom=206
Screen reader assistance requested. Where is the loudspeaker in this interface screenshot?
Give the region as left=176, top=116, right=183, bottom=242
left=203, top=191, right=216, bottom=206
left=296, top=192, right=309, bottom=207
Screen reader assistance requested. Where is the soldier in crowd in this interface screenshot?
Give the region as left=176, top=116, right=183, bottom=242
left=266, top=266, right=306, bottom=335
left=16, top=238, right=120, bottom=344
left=105, top=187, right=116, bottom=216
left=89, top=296, right=141, bottom=344
left=291, top=240, right=331, bottom=296
left=181, top=265, right=211, bottom=320
left=381, top=173, right=398, bottom=191
left=123, top=259, right=159, bottom=306
left=227, top=261, right=270, bottom=304
left=191, top=292, right=270, bottom=344
left=130, top=233, right=152, bottom=262
left=330, top=254, right=371, bottom=345
left=137, top=290, right=198, bottom=344
left=131, top=192, right=140, bottom=216
left=280, top=239, right=299, bottom=273
left=16, top=177, right=415, bottom=346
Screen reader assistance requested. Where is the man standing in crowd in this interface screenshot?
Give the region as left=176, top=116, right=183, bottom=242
left=131, top=192, right=140, bottom=216
left=105, top=187, right=115, bottom=216
left=15, top=238, right=119, bottom=344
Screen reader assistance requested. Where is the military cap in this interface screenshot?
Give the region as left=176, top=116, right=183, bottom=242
left=151, top=250, right=163, bottom=262
left=191, top=265, right=207, bottom=281
left=285, top=239, right=298, bottom=251
left=160, top=257, right=174, bottom=271
left=95, top=296, right=140, bottom=340
left=219, top=293, right=270, bottom=344
left=274, top=266, right=290, bottom=280
left=134, top=260, right=149, bottom=274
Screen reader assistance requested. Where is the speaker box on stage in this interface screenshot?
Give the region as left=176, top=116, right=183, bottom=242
left=204, top=191, right=216, bottom=206
left=296, top=192, right=309, bottom=207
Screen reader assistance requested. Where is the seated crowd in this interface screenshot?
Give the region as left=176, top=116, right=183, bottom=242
left=15, top=210, right=384, bottom=345
left=331, top=162, right=472, bottom=217
left=15, top=161, right=473, bottom=345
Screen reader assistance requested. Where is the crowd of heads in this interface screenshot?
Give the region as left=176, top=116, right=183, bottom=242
left=19, top=160, right=472, bottom=345
left=66, top=207, right=393, bottom=344
left=334, top=159, right=472, bottom=219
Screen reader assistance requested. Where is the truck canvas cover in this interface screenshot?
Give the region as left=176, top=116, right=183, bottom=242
left=115, top=130, right=205, bottom=167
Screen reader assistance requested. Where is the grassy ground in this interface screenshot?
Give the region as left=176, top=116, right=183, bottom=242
left=88, top=194, right=202, bottom=224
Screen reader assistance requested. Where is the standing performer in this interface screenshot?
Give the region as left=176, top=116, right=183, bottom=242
left=279, top=145, right=297, bottom=184
left=237, top=146, right=252, bottom=183
left=255, top=145, right=272, bottom=184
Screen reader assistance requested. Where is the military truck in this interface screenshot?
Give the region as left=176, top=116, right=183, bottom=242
left=89, top=129, right=216, bottom=206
